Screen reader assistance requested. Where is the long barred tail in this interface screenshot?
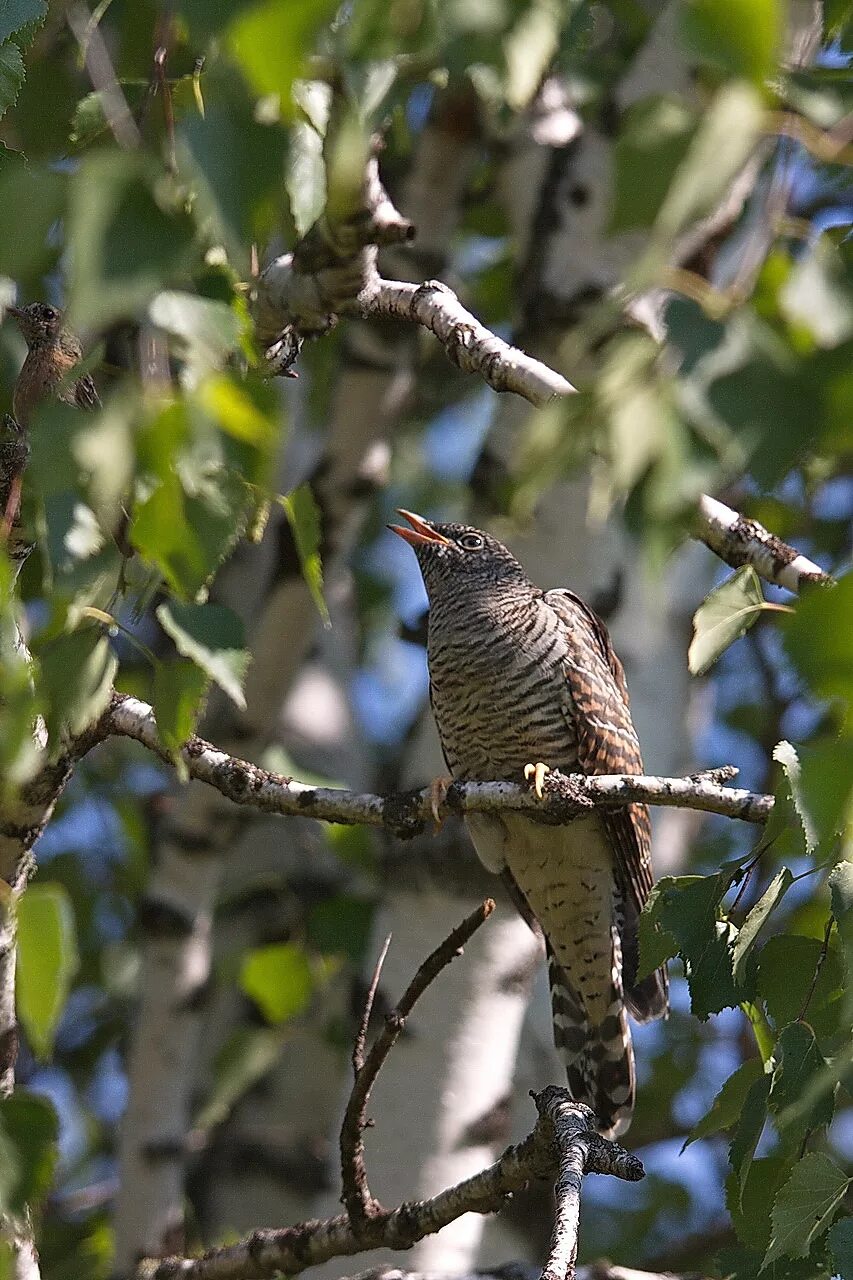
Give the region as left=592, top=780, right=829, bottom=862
left=548, top=944, right=635, bottom=1139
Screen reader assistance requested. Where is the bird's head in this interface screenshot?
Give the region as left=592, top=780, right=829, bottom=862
left=389, top=510, right=528, bottom=599
left=7, top=301, right=63, bottom=347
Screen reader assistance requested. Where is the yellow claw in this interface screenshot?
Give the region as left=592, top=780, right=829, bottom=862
left=524, top=761, right=550, bottom=799
left=429, top=775, right=453, bottom=828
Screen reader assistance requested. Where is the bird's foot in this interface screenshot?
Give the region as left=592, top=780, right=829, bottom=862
left=428, top=775, right=453, bottom=828
left=524, top=761, right=551, bottom=800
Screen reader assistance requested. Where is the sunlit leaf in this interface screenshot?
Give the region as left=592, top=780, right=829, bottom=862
left=157, top=602, right=249, bottom=711
left=239, top=942, right=314, bottom=1024
left=37, top=628, right=118, bottom=744
left=733, top=868, right=792, bottom=984
left=153, top=659, right=210, bottom=768
left=688, top=566, right=767, bottom=675
left=16, top=884, right=79, bottom=1059
left=280, top=484, right=330, bottom=626
left=681, top=0, right=781, bottom=84
left=610, top=96, right=696, bottom=233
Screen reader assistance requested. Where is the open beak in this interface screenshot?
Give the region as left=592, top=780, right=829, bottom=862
left=388, top=509, right=452, bottom=548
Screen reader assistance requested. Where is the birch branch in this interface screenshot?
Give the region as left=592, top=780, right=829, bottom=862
left=102, top=694, right=772, bottom=826
left=695, top=495, right=833, bottom=593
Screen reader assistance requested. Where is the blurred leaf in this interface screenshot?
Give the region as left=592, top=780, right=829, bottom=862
left=307, top=896, right=374, bottom=966
left=195, top=1026, right=282, bottom=1130
left=0, top=160, right=65, bottom=276
left=764, top=1153, right=849, bottom=1265
left=157, top=602, right=249, bottom=710
left=286, top=119, right=326, bottom=236
left=680, top=0, right=781, bottom=84
left=197, top=375, right=279, bottom=450
left=733, top=869, right=793, bottom=985
left=688, top=567, right=766, bottom=675
left=729, top=1072, right=771, bottom=1197
left=240, top=942, right=314, bottom=1024
left=655, top=82, right=763, bottom=243
left=16, top=883, right=79, bottom=1059
left=768, top=1023, right=834, bottom=1144
left=280, top=484, right=330, bottom=626
left=504, top=0, right=561, bottom=110
left=0, top=41, right=25, bottom=120
left=610, top=96, right=696, bottom=234
left=67, top=151, right=195, bottom=330
left=225, top=0, right=336, bottom=111
left=783, top=574, right=853, bottom=728
left=0, top=0, right=47, bottom=43
left=148, top=292, right=243, bottom=374
left=37, top=628, right=117, bottom=744
left=153, top=659, right=210, bottom=766
left=685, top=1056, right=764, bottom=1147
left=0, top=1093, right=57, bottom=1214
left=781, top=240, right=853, bottom=349
left=829, top=1217, right=853, bottom=1279
left=757, top=935, right=844, bottom=1029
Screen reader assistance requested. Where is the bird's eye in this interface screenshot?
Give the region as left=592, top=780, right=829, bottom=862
left=42, top=306, right=57, bottom=321
left=458, top=532, right=484, bottom=551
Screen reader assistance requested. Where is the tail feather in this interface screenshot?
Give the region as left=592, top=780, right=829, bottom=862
left=548, top=947, right=635, bottom=1139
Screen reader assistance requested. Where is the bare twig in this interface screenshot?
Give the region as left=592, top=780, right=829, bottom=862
left=695, top=495, right=832, bottom=593
left=353, top=934, right=392, bottom=1076
left=137, top=1082, right=642, bottom=1280
left=101, top=694, right=774, bottom=827
left=340, top=904, right=495, bottom=1230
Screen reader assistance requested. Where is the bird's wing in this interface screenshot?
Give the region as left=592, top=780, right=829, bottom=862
left=543, top=588, right=654, bottom=922
left=74, top=373, right=101, bottom=411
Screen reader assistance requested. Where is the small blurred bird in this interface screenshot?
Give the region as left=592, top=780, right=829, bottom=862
left=3, top=302, right=100, bottom=538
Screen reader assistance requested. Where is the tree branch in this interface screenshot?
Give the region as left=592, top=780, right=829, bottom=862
left=340, top=903, right=496, bottom=1228
left=138, top=935, right=642, bottom=1280
left=101, top=694, right=773, bottom=829
left=695, top=495, right=832, bottom=593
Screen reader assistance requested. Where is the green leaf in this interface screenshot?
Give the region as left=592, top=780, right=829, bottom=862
left=148, top=292, right=243, bottom=373
left=768, top=1023, right=834, bottom=1144
left=286, top=119, right=326, bottom=237
left=680, top=0, right=781, bottom=84
left=783, top=573, right=853, bottom=728
left=638, top=868, right=743, bottom=1016
left=733, top=869, right=793, bottom=985
left=757, top=935, right=844, bottom=1030
left=764, top=1153, right=850, bottom=1266
left=0, top=40, right=25, bottom=119
left=0, top=0, right=48, bottom=43
left=16, top=883, right=79, bottom=1060
left=655, top=83, right=764, bottom=243
left=37, top=629, right=118, bottom=745
left=0, top=1093, right=58, bottom=1214
left=729, top=1072, right=771, bottom=1198
left=239, top=942, right=314, bottom=1024
left=688, top=566, right=766, bottom=675
left=610, top=96, right=697, bottom=234
left=685, top=1056, right=765, bottom=1147
left=307, top=896, right=374, bottom=967
left=280, top=484, right=330, bottom=626
left=727, top=1157, right=788, bottom=1251
left=0, top=160, right=65, bottom=275
left=67, top=151, right=195, bottom=331
left=828, top=1217, right=853, bottom=1279
left=194, top=1026, right=282, bottom=1130
left=153, top=660, right=210, bottom=766
left=829, top=860, right=853, bottom=983
left=225, top=0, right=335, bottom=111
left=781, top=240, right=853, bottom=349
left=156, top=602, right=249, bottom=711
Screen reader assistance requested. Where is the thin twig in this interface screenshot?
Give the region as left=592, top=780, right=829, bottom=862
left=353, top=934, right=392, bottom=1076
left=340, top=903, right=495, bottom=1229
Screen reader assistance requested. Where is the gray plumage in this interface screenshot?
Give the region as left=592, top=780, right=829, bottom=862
left=391, top=512, right=668, bottom=1137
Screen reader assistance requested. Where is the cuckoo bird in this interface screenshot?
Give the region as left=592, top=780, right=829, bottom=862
left=390, top=511, right=668, bottom=1136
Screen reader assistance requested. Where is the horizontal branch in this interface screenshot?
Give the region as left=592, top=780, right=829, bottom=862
left=137, top=1086, right=641, bottom=1280
left=366, top=279, right=576, bottom=405
left=696, top=495, right=832, bottom=593
left=103, top=695, right=772, bottom=830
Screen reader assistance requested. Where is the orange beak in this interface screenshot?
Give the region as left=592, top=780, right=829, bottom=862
left=388, top=509, right=452, bottom=548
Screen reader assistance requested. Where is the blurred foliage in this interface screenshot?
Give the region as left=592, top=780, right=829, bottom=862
left=0, top=0, right=850, bottom=1276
